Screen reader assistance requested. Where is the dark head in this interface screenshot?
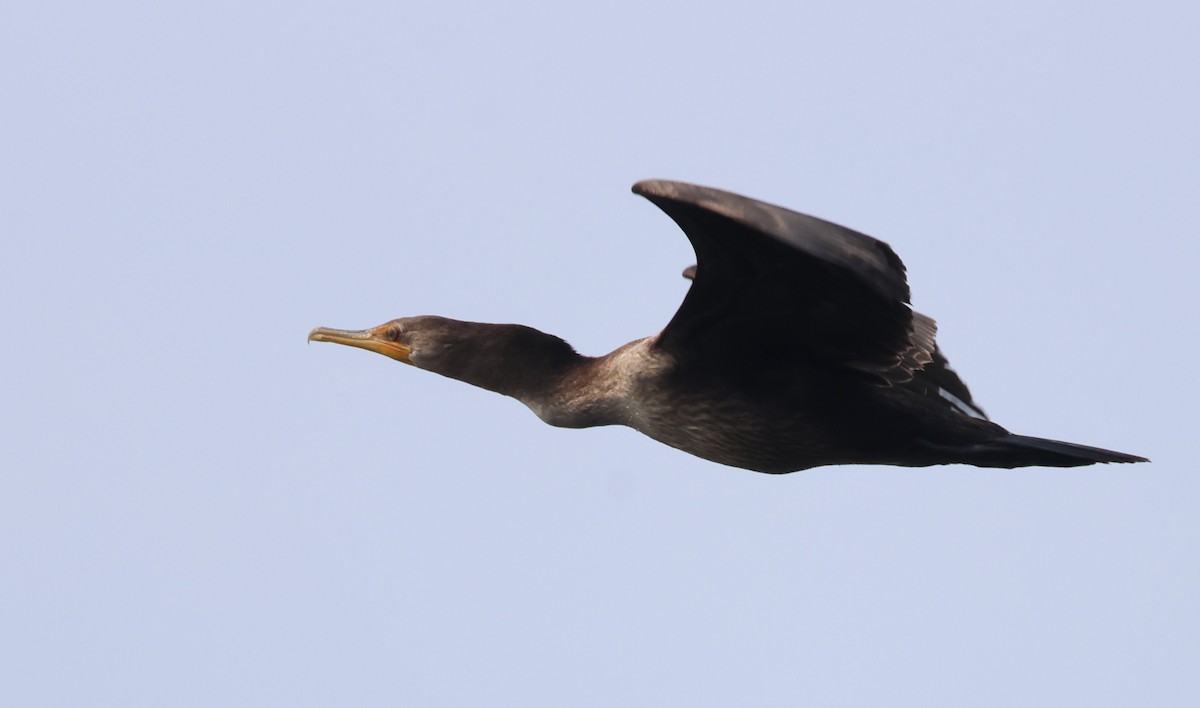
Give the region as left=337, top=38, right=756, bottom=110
left=308, top=316, right=581, bottom=399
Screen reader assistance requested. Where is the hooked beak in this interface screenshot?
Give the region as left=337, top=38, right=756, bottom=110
left=307, top=325, right=413, bottom=364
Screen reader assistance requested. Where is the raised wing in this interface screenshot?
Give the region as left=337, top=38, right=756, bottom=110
left=634, top=179, right=933, bottom=384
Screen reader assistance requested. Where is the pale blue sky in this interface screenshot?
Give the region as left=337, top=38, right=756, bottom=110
left=2, top=1, right=1197, bottom=705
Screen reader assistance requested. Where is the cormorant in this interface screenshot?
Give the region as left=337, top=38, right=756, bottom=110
left=309, top=180, right=1146, bottom=472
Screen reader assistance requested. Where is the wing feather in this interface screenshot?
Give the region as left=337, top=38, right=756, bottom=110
left=634, top=180, right=929, bottom=380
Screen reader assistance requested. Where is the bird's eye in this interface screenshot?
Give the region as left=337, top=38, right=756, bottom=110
left=386, top=326, right=402, bottom=341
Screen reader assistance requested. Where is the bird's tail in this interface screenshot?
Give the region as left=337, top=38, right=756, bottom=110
left=951, top=434, right=1148, bottom=468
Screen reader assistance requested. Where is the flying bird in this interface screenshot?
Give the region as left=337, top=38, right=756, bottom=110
left=309, top=180, right=1146, bottom=472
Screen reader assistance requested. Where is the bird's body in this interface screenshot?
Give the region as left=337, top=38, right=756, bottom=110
left=544, top=337, right=864, bottom=472
left=310, top=180, right=1146, bottom=472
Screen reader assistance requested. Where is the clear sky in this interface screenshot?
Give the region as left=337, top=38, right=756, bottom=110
left=3, top=1, right=1197, bottom=705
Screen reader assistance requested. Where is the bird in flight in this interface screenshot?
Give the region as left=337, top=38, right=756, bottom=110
left=310, top=180, right=1146, bottom=473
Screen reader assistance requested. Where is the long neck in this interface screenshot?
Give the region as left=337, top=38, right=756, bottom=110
left=513, top=339, right=655, bottom=429
left=418, top=321, right=648, bottom=429
left=421, top=322, right=589, bottom=407
left=464, top=337, right=587, bottom=403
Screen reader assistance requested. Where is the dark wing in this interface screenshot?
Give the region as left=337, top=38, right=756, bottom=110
left=634, top=179, right=932, bottom=383
left=901, top=346, right=989, bottom=420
